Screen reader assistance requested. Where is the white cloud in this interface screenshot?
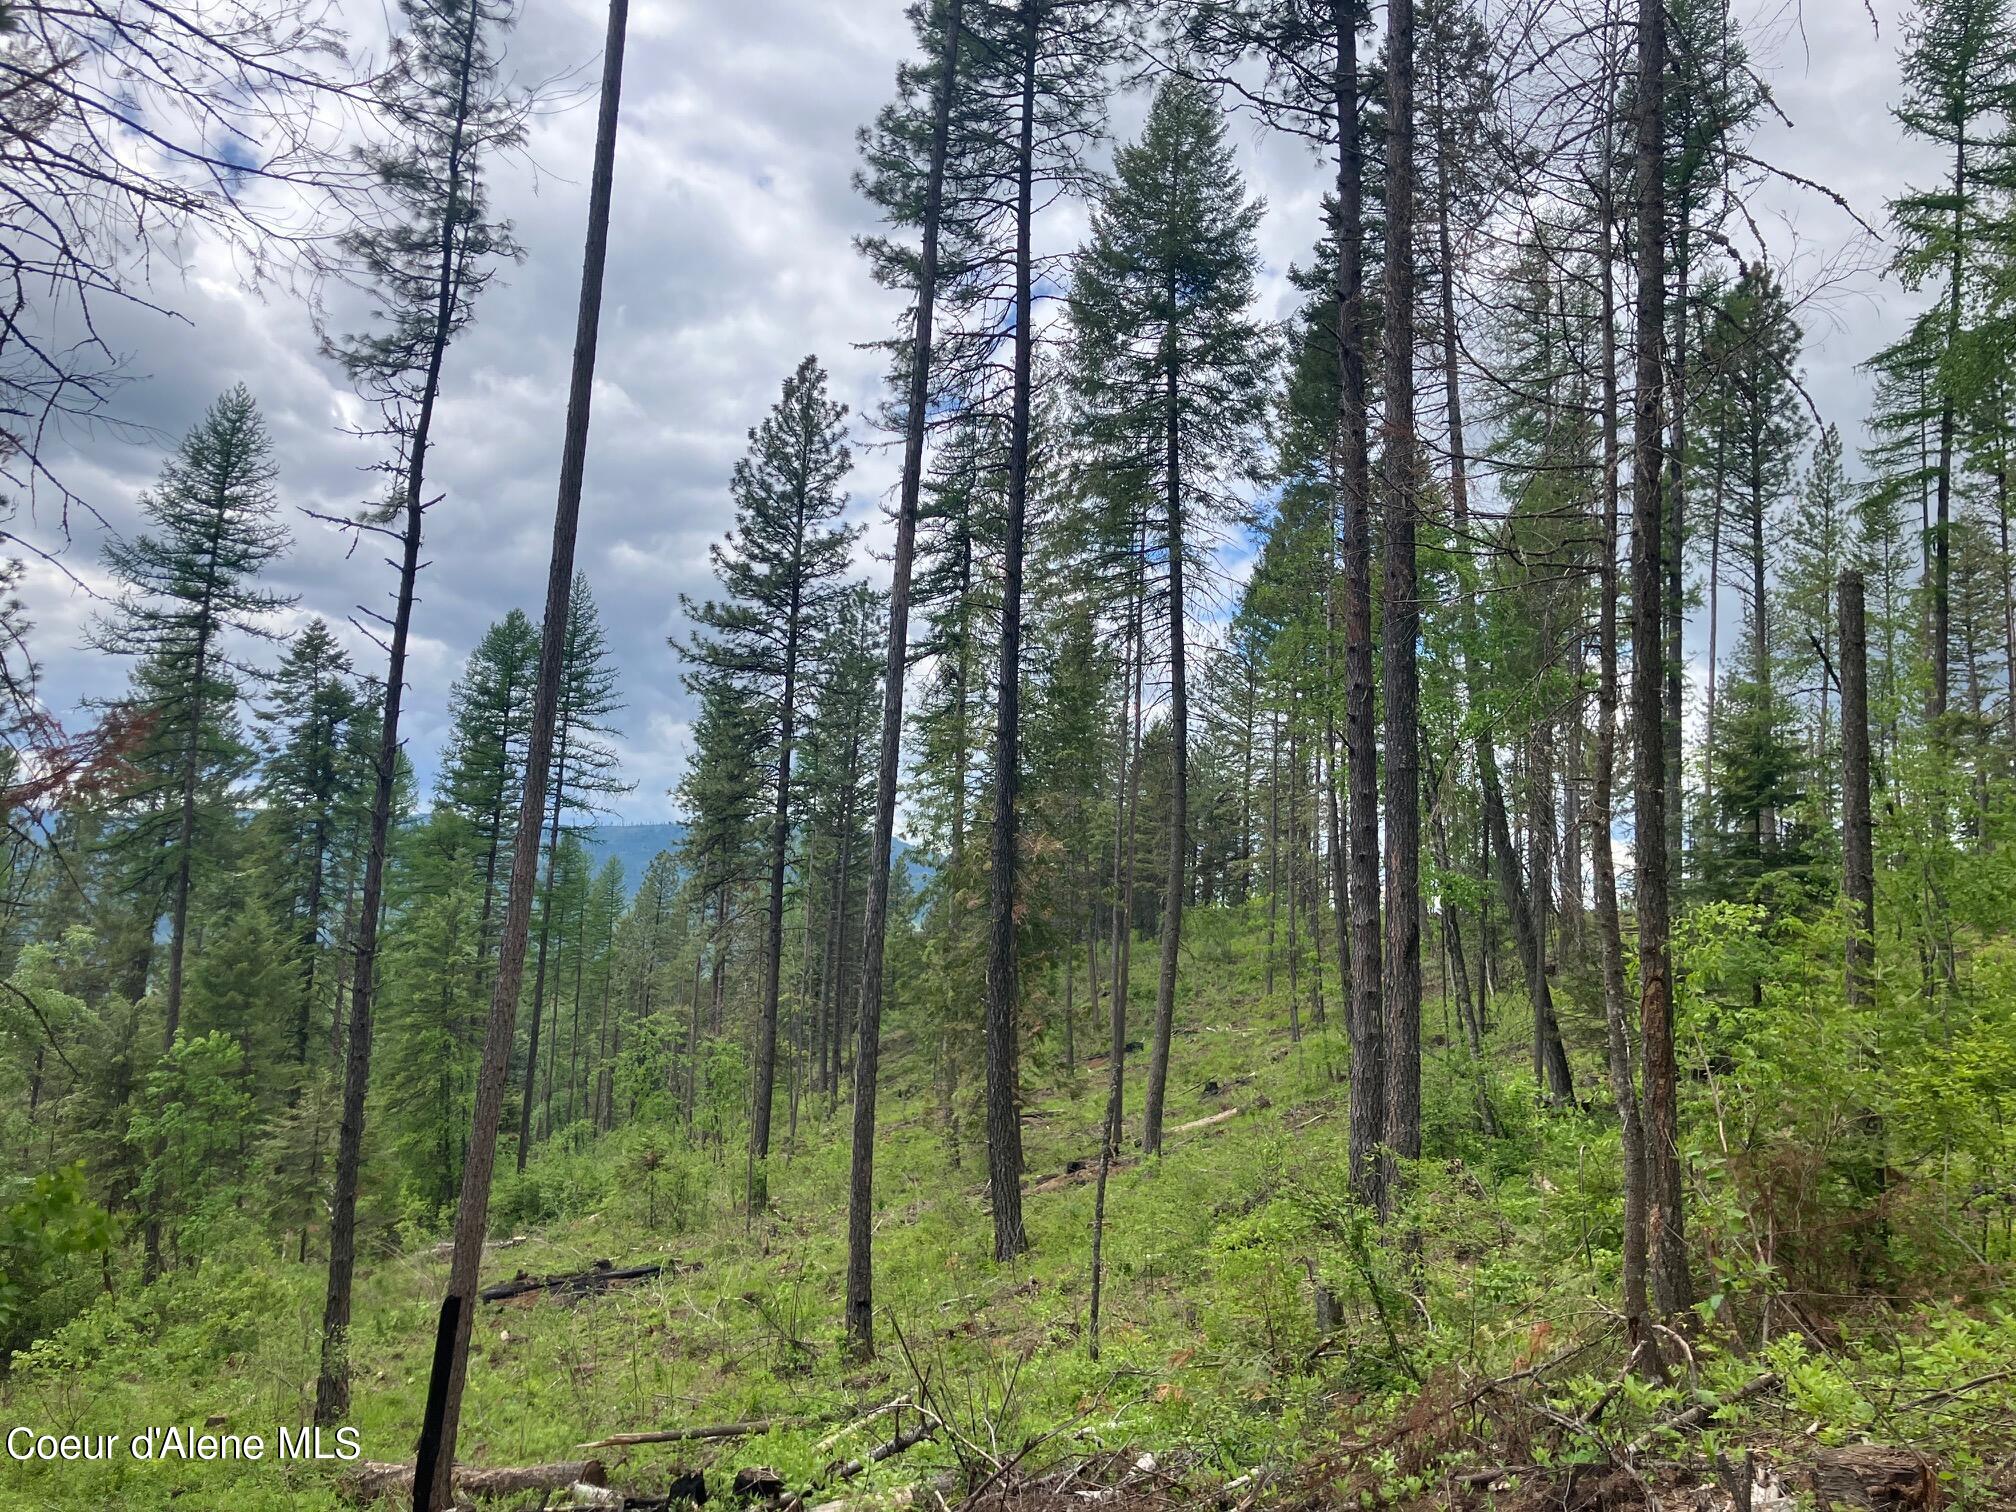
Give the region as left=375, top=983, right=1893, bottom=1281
left=12, top=0, right=1926, bottom=819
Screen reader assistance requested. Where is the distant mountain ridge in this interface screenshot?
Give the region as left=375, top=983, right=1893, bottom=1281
left=579, top=821, right=927, bottom=897
left=578, top=822, right=684, bottom=893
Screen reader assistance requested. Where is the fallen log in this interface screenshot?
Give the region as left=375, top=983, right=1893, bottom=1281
left=1028, top=1158, right=1134, bottom=1195
left=1626, top=1371, right=1779, bottom=1454
left=1167, top=1106, right=1240, bottom=1136
left=343, top=1458, right=607, bottom=1502
left=580, top=1416, right=826, bottom=1450
left=826, top=1422, right=933, bottom=1482
left=777, top=1423, right=936, bottom=1510
left=481, top=1260, right=664, bottom=1303
left=1028, top=1110, right=1245, bottom=1196
left=1812, top=1446, right=1943, bottom=1510
left=429, top=1233, right=528, bottom=1261
left=805, top=1491, right=918, bottom=1512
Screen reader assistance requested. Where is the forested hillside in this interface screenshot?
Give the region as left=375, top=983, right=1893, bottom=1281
left=3, top=0, right=2016, bottom=1509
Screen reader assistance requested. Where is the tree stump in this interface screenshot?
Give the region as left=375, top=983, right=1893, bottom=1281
left=733, top=1465, right=787, bottom=1504
left=1812, top=1446, right=1942, bottom=1510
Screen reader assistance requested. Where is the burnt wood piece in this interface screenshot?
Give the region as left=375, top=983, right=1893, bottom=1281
left=480, top=1260, right=664, bottom=1303
left=1813, top=1446, right=1943, bottom=1510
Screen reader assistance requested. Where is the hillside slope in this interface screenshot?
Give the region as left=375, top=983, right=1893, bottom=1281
left=3, top=908, right=2011, bottom=1511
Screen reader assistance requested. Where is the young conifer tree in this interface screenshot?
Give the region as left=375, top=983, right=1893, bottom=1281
left=517, top=574, right=629, bottom=1170
left=255, top=619, right=366, bottom=1067
left=677, top=355, right=857, bottom=1211
left=1068, top=76, right=1270, bottom=1156
left=93, top=385, right=294, bottom=1053
left=1866, top=0, right=2016, bottom=724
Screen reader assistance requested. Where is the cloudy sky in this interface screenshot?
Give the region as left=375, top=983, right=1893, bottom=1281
left=17, top=0, right=1930, bottom=823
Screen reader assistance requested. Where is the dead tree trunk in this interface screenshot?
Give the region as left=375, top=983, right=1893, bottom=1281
left=313, top=0, right=486, bottom=1423
left=418, top=5, right=628, bottom=1502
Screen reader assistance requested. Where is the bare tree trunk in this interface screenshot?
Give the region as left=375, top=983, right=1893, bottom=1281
left=1266, top=706, right=1281, bottom=998
left=1840, top=571, right=1876, bottom=1008
left=516, top=736, right=568, bottom=1171
left=1481, top=743, right=1573, bottom=1106
left=1998, top=462, right=2015, bottom=768
left=1631, top=0, right=1691, bottom=1324
left=145, top=626, right=212, bottom=1280
left=161, top=635, right=209, bottom=1051
left=1333, top=0, right=1384, bottom=1215
left=313, top=0, right=488, bottom=1419
left=1663, top=238, right=1689, bottom=890
left=1593, top=120, right=1652, bottom=1359
left=1142, top=292, right=1188, bottom=1157
left=1560, top=687, right=1585, bottom=958
left=417, top=5, right=628, bottom=1500
left=1428, top=788, right=1494, bottom=1135
left=982, top=4, right=1038, bottom=1265
left=1091, top=535, right=1147, bottom=1360
left=1931, top=138, right=1964, bottom=724
left=750, top=585, right=803, bottom=1208
left=1379, top=0, right=1421, bottom=1214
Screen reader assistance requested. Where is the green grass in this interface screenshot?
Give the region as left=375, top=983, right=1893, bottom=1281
left=5, top=906, right=2014, bottom=1509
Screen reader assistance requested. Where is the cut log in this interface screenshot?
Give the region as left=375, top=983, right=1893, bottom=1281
left=1167, top=1106, right=1240, bottom=1136
left=343, top=1458, right=607, bottom=1502
left=1028, top=1158, right=1133, bottom=1195
left=1028, top=1110, right=1243, bottom=1196
left=1813, top=1446, right=1944, bottom=1510
left=581, top=1416, right=825, bottom=1450
left=481, top=1260, right=664, bottom=1303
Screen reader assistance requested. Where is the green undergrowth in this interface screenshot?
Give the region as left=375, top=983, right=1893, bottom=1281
left=3, top=907, right=2014, bottom=1509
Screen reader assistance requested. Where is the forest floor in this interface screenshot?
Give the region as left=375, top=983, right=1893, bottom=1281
left=3, top=908, right=2013, bottom=1510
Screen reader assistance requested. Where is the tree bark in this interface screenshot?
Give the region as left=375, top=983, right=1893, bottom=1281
left=1142, top=277, right=1188, bottom=1156
left=1090, top=535, right=1147, bottom=1360
left=1594, top=131, right=1652, bottom=1361
left=1379, top=0, right=1421, bottom=1212
left=750, top=573, right=803, bottom=1210
left=418, top=4, right=627, bottom=1500
left=981, top=1, right=1038, bottom=1265
left=1840, top=570, right=1875, bottom=1009
left=1631, top=0, right=1691, bottom=1323
left=314, top=0, right=487, bottom=1423
left=516, top=727, right=569, bottom=1170
left=1481, top=742, right=1573, bottom=1107
left=1332, top=0, right=1384, bottom=1215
